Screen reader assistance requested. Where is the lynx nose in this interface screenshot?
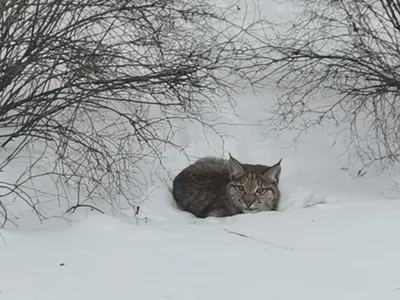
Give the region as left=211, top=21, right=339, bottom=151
left=243, top=195, right=256, bottom=208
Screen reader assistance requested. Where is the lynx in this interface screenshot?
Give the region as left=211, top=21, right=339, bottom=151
left=172, top=154, right=282, bottom=218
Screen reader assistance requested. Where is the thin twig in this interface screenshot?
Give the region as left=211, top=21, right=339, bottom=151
left=65, top=204, right=105, bottom=214
left=224, top=229, right=295, bottom=251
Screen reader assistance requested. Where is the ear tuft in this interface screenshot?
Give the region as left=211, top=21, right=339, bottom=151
left=228, top=154, right=244, bottom=179
left=263, top=160, right=282, bottom=184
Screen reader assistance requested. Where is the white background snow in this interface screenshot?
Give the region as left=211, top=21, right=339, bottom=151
left=1, top=0, right=400, bottom=299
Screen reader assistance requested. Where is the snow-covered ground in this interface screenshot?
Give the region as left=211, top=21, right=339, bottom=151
left=2, top=1, right=400, bottom=299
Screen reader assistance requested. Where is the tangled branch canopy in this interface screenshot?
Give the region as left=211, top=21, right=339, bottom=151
left=264, top=0, right=400, bottom=170
left=0, top=0, right=273, bottom=225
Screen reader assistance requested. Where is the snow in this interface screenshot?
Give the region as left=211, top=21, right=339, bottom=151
left=2, top=201, right=400, bottom=299
left=2, top=1, right=400, bottom=299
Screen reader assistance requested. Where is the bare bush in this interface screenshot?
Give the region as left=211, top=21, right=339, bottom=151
left=263, top=0, right=400, bottom=172
left=0, top=0, right=273, bottom=227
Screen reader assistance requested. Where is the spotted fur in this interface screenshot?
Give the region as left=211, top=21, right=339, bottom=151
left=172, top=154, right=282, bottom=218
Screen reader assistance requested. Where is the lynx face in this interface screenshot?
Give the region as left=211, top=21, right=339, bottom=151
left=227, top=156, right=281, bottom=213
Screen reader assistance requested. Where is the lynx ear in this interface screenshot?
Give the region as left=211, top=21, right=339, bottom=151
left=228, top=153, right=244, bottom=179
left=263, top=158, right=282, bottom=184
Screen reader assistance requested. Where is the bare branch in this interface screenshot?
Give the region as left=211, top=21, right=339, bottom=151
left=263, top=0, right=400, bottom=172
left=0, top=0, right=275, bottom=226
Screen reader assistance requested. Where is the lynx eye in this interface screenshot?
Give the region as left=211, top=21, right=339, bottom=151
left=234, top=185, right=245, bottom=192
left=256, top=187, right=267, bottom=194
